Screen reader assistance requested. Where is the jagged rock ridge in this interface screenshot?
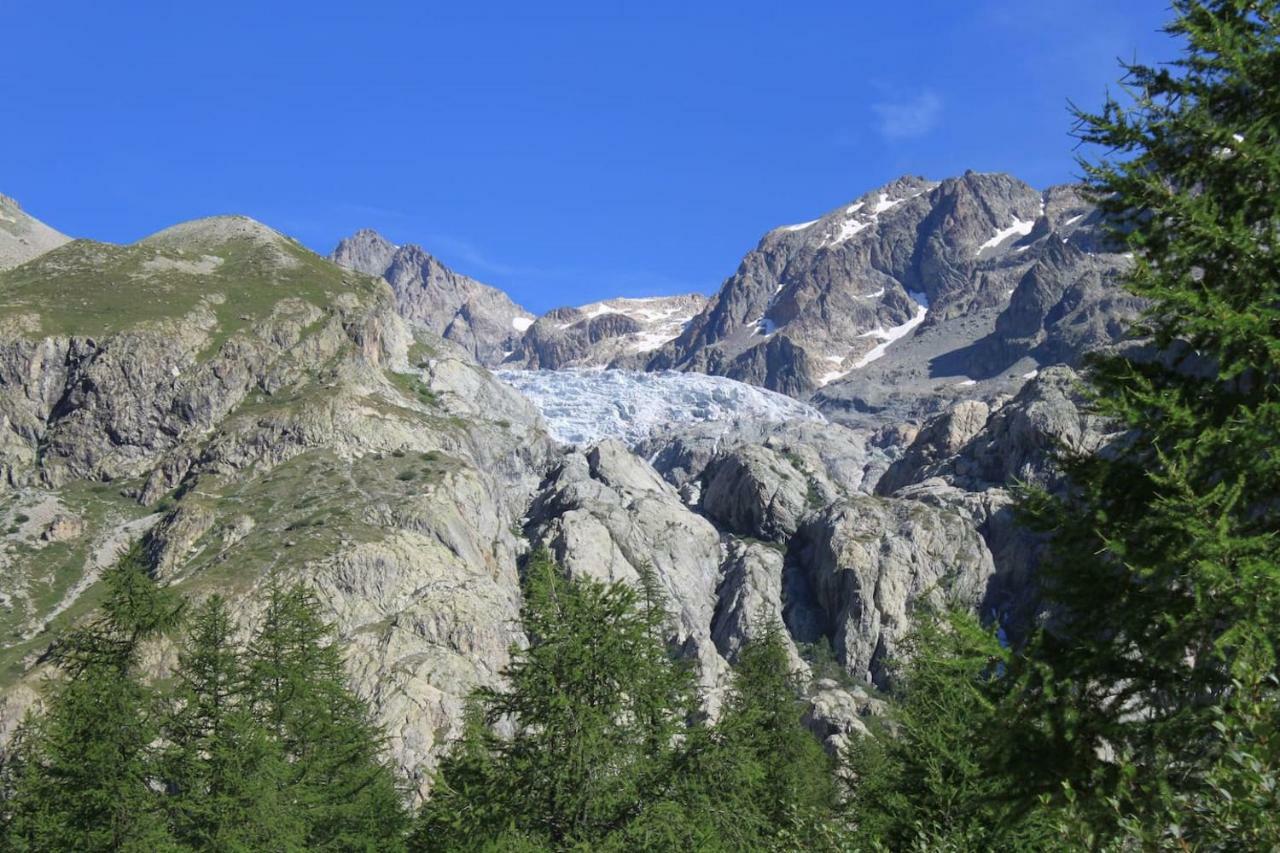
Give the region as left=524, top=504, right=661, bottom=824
left=509, top=293, right=707, bottom=369
left=331, top=229, right=535, bottom=366
left=642, top=173, right=1140, bottom=424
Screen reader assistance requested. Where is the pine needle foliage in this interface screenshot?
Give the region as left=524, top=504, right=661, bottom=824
left=1007, top=1, right=1280, bottom=843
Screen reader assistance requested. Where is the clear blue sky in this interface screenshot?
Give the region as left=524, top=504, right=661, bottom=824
left=6, top=0, right=1178, bottom=313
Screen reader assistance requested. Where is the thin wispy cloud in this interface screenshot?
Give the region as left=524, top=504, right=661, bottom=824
left=872, top=91, right=943, bottom=140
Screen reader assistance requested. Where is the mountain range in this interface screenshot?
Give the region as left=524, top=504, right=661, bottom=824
left=0, top=172, right=1136, bottom=795
left=329, top=170, right=1138, bottom=425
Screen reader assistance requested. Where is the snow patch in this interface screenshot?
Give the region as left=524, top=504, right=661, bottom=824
left=977, top=217, right=1037, bottom=256
left=779, top=219, right=818, bottom=232
left=512, top=316, right=534, bottom=332
left=1064, top=214, right=1084, bottom=226
left=872, top=193, right=903, bottom=214
left=851, top=304, right=928, bottom=369
left=1022, top=369, right=1039, bottom=379
left=754, top=317, right=778, bottom=336
left=820, top=192, right=914, bottom=249
left=495, top=369, right=825, bottom=447
left=829, top=218, right=872, bottom=243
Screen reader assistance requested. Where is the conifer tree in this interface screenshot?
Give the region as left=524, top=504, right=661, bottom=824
left=1, top=549, right=183, bottom=851
left=414, top=549, right=701, bottom=850
left=246, top=579, right=409, bottom=851
left=160, top=595, right=302, bottom=851
left=846, top=612, right=1053, bottom=851
left=1007, top=0, right=1280, bottom=843
left=709, top=621, right=840, bottom=848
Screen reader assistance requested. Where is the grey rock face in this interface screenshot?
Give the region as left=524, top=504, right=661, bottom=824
left=0, top=193, right=70, bottom=271
left=331, top=229, right=534, bottom=366
left=525, top=439, right=732, bottom=702
left=873, top=366, right=1114, bottom=634
left=637, top=418, right=886, bottom=499
left=804, top=681, right=890, bottom=754
left=636, top=174, right=1134, bottom=432
left=512, top=295, right=707, bottom=370
left=790, top=495, right=995, bottom=688
left=711, top=540, right=793, bottom=666
left=699, top=445, right=813, bottom=542
left=877, top=366, right=1106, bottom=495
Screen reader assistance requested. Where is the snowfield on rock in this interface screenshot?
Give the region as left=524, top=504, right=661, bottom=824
left=496, top=368, right=825, bottom=447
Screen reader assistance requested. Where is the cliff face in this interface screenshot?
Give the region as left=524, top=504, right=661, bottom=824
left=0, top=177, right=1135, bottom=795
left=0, top=217, right=556, bottom=795
left=331, top=229, right=535, bottom=366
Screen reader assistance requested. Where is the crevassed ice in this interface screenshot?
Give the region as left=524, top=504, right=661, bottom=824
left=496, top=368, right=825, bottom=447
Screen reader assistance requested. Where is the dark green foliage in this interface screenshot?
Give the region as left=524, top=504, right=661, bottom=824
left=846, top=612, right=1053, bottom=851
left=711, top=621, right=841, bottom=846
left=414, top=552, right=843, bottom=851
left=246, top=579, right=409, bottom=851
left=0, top=559, right=409, bottom=851
left=416, top=549, right=700, bottom=850
left=160, top=595, right=302, bottom=851
left=1004, top=0, right=1280, bottom=844
left=1, top=549, right=183, bottom=851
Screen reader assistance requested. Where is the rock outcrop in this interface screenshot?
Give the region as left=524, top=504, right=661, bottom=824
left=525, top=439, right=732, bottom=702
left=789, top=496, right=996, bottom=689
left=511, top=294, right=707, bottom=369
left=331, top=229, right=535, bottom=366
left=873, top=366, right=1114, bottom=634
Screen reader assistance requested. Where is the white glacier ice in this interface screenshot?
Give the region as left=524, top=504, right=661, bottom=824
left=495, top=368, right=825, bottom=447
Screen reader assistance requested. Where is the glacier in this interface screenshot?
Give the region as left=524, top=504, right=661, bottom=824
left=495, top=368, right=825, bottom=447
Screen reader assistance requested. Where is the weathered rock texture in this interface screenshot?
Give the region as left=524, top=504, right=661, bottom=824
left=511, top=294, right=707, bottom=369
left=331, top=229, right=535, bottom=366
left=639, top=174, right=1137, bottom=429
left=0, top=218, right=555, bottom=798
left=789, top=496, right=996, bottom=688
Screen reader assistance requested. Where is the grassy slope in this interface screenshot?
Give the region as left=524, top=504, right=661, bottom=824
left=0, top=226, right=381, bottom=342
left=0, top=219, right=461, bottom=686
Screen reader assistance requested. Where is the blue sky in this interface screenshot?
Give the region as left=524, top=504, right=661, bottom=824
left=6, top=1, right=1178, bottom=313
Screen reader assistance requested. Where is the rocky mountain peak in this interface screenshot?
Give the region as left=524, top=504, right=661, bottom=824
left=330, top=230, right=534, bottom=366
left=509, top=293, right=708, bottom=370
left=640, top=171, right=1135, bottom=424
left=331, top=228, right=399, bottom=277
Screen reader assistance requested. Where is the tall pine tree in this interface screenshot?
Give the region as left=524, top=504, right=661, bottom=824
left=160, top=594, right=302, bottom=851
left=846, top=612, right=1054, bottom=851
left=246, top=579, right=409, bottom=852
left=709, top=621, right=841, bottom=850
left=414, top=549, right=701, bottom=851
left=1, top=549, right=183, bottom=852
left=1007, top=1, right=1280, bottom=844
